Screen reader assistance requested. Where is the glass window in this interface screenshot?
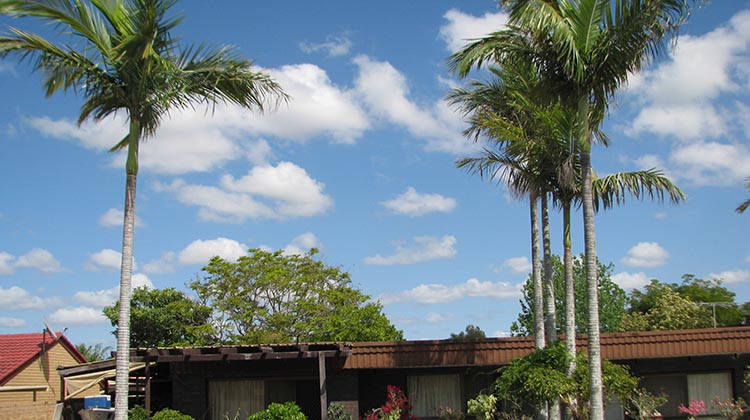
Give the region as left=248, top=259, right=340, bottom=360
left=688, top=372, right=732, bottom=415
left=407, top=374, right=461, bottom=418
left=209, top=379, right=264, bottom=420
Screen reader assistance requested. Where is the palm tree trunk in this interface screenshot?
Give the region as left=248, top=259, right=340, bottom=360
left=115, top=121, right=140, bottom=420
left=542, top=191, right=556, bottom=346
left=530, top=190, right=545, bottom=350
left=563, top=199, right=576, bottom=420
left=581, top=148, right=603, bottom=420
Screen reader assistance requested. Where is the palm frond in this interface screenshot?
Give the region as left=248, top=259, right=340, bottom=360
left=592, top=168, right=686, bottom=212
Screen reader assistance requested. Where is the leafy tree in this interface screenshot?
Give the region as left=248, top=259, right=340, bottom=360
left=103, top=287, right=214, bottom=348
left=511, top=255, right=626, bottom=336
left=619, top=286, right=712, bottom=331
left=76, top=343, right=112, bottom=362
left=451, top=324, right=487, bottom=340
left=0, top=1, right=286, bottom=417
left=190, top=248, right=403, bottom=344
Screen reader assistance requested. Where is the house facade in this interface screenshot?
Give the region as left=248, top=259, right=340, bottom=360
left=0, top=331, right=89, bottom=420
left=58, top=327, right=750, bottom=420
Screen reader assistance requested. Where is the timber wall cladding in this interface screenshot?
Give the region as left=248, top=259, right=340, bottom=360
left=0, top=400, right=56, bottom=420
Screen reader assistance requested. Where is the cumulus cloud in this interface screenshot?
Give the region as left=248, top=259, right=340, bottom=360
left=612, top=272, right=650, bottom=290
left=502, top=256, right=532, bottom=274
left=85, top=248, right=136, bottom=272
left=48, top=307, right=108, bottom=326
left=282, top=232, right=321, bottom=256
left=178, top=238, right=248, bottom=265
left=0, top=249, right=64, bottom=275
left=380, top=278, right=522, bottom=304
left=708, top=269, right=750, bottom=284
left=364, top=235, right=457, bottom=265
left=158, top=161, right=333, bottom=222
left=142, top=251, right=176, bottom=274
left=621, top=242, right=670, bottom=268
left=0, top=317, right=26, bottom=328
left=300, top=35, right=353, bottom=57
left=425, top=313, right=455, bottom=323
left=623, top=9, right=750, bottom=186
left=74, top=273, right=153, bottom=308
left=99, top=208, right=144, bottom=228
left=381, top=187, right=457, bottom=216
left=353, top=55, right=475, bottom=154
left=0, top=286, right=62, bottom=310
left=439, top=9, right=509, bottom=52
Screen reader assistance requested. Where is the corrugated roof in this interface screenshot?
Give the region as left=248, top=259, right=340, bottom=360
left=343, top=327, right=750, bottom=369
left=0, top=331, right=84, bottom=384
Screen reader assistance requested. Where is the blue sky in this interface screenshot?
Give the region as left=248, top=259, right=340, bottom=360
left=0, top=1, right=748, bottom=348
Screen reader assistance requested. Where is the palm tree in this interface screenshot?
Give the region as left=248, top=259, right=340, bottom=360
left=0, top=1, right=286, bottom=418
left=737, top=177, right=750, bottom=214
left=450, top=2, right=696, bottom=418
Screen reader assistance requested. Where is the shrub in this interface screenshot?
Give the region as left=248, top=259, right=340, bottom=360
left=129, top=405, right=150, bottom=420
left=151, top=408, right=195, bottom=420
left=247, top=402, right=306, bottom=420
left=328, top=403, right=353, bottom=420
left=362, top=385, right=419, bottom=420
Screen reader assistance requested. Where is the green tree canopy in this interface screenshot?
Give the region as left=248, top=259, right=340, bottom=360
left=103, top=287, right=214, bottom=348
left=190, top=248, right=403, bottom=344
left=450, top=324, right=487, bottom=340
left=511, top=255, right=626, bottom=336
left=75, top=343, right=112, bottom=362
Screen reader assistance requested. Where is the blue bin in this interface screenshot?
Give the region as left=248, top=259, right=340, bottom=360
left=83, top=395, right=111, bottom=409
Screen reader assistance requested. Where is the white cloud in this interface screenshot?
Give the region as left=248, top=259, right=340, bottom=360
left=668, top=142, right=750, bottom=186
left=439, top=9, right=509, bottom=52
left=380, top=278, right=522, bottom=304
left=85, top=248, right=135, bottom=272
left=0, top=252, right=14, bottom=275
left=364, top=235, right=457, bottom=265
left=621, top=242, right=670, bottom=268
left=15, top=248, right=63, bottom=274
left=178, top=238, right=248, bottom=265
left=612, top=272, right=650, bottom=290
left=74, top=273, right=153, bottom=308
left=48, top=307, right=108, bottom=326
left=142, top=251, right=176, bottom=274
left=300, top=35, right=352, bottom=57
left=282, top=232, right=321, bottom=256
left=425, top=313, right=455, bottom=323
left=98, top=208, right=144, bottom=228
left=0, top=286, right=62, bottom=310
left=381, top=187, right=457, bottom=216
left=159, top=161, right=334, bottom=222
left=502, top=256, right=532, bottom=274
left=708, top=269, right=750, bottom=284
left=0, top=317, right=26, bottom=328
left=353, top=55, right=475, bottom=154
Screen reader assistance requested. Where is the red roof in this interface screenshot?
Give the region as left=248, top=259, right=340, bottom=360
left=0, top=332, right=85, bottom=384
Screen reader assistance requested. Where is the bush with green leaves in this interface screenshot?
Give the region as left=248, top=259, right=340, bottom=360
left=328, top=403, right=353, bottom=420
left=247, top=402, right=306, bottom=420
left=151, top=408, right=195, bottom=420
left=128, top=405, right=150, bottom=420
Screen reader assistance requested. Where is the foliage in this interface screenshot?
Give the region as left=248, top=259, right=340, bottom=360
left=128, top=406, right=150, bottom=420
left=76, top=343, right=112, bottom=362
left=450, top=324, right=487, bottom=340
left=362, top=385, right=419, bottom=420
left=511, top=255, right=626, bottom=336
left=190, top=248, right=402, bottom=344
left=328, top=403, right=353, bottom=420
left=439, top=406, right=465, bottom=420
left=151, top=408, right=195, bottom=420
left=103, top=287, right=214, bottom=348
left=626, top=389, right=667, bottom=420
left=619, top=282, right=713, bottom=331
left=678, top=400, right=707, bottom=420
left=467, top=393, right=498, bottom=420
left=247, top=402, right=306, bottom=420
left=713, top=397, right=748, bottom=420
left=494, top=343, right=638, bottom=420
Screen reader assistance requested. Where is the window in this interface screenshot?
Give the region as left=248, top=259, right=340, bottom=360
left=640, top=372, right=733, bottom=418
left=208, top=379, right=264, bottom=420
left=688, top=373, right=732, bottom=415
left=407, top=374, right=461, bottom=418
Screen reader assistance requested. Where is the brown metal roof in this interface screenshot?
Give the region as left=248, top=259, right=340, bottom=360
left=343, top=327, right=750, bottom=369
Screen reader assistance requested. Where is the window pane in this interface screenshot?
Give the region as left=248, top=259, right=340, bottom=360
left=209, top=379, right=264, bottom=420
left=641, top=375, right=686, bottom=418
left=407, top=374, right=461, bottom=418
left=688, top=373, right=732, bottom=415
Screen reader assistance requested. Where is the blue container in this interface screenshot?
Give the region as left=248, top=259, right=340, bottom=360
left=83, top=395, right=111, bottom=409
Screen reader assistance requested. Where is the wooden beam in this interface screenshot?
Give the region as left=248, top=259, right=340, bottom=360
left=319, top=352, right=328, bottom=420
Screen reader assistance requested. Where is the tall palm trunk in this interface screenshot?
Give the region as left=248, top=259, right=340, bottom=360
left=562, top=199, right=576, bottom=420
left=542, top=191, right=556, bottom=345
left=530, top=189, right=545, bottom=350
left=115, top=121, right=140, bottom=420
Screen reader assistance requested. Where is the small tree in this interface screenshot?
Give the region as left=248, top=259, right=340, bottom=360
left=451, top=324, right=487, bottom=340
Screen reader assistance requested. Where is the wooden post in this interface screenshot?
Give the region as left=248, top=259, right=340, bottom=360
left=319, top=352, right=328, bottom=420
left=145, top=361, right=151, bottom=415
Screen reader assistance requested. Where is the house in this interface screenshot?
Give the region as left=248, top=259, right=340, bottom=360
left=0, top=331, right=89, bottom=420
left=58, top=327, right=750, bottom=420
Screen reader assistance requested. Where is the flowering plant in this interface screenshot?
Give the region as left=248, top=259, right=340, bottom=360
left=678, top=400, right=707, bottom=420
left=712, top=397, right=747, bottom=420
left=627, top=389, right=667, bottom=420
left=362, top=385, right=419, bottom=420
